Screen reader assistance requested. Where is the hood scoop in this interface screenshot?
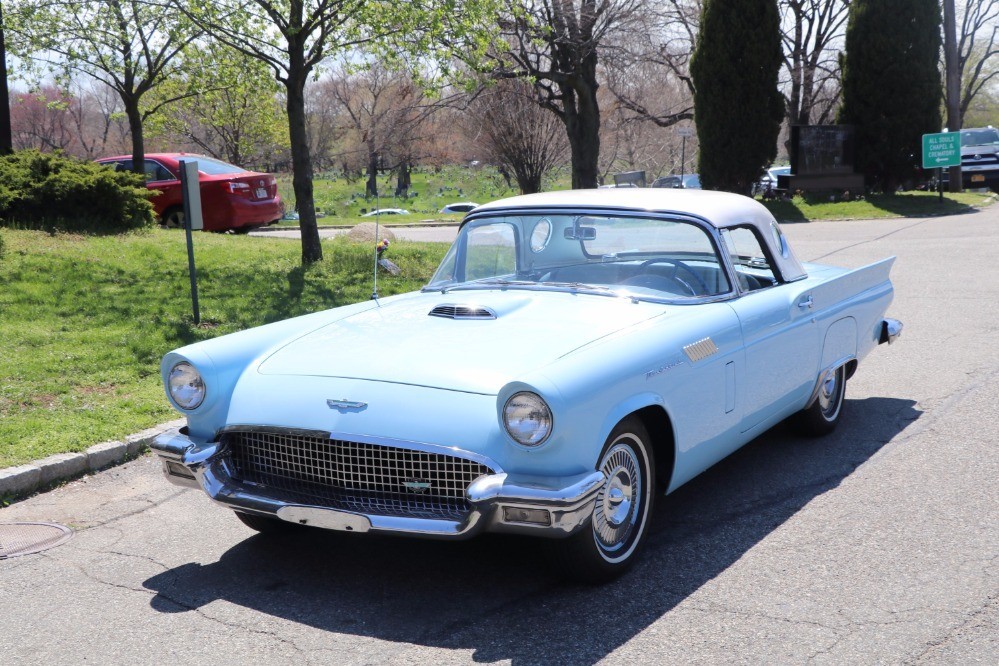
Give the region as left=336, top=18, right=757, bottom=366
left=429, top=304, right=497, bottom=320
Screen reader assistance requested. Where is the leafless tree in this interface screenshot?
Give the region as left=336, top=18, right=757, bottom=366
left=491, top=0, right=649, bottom=189
left=467, top=80, right=568, bottom=194
left=320, top=60, right=440, bottom=198
left=779, top=0, right=851, bottom=126
left=603, top=0, right=698, bottom=129
left=9, top=86, right=75, bottom=152
left=957, top=0, right=999, bottom=123
left=66, top=80, right=131, bottom=159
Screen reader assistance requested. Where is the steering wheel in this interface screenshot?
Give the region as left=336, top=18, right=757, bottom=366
left=636, top=258, right=710, bottom=296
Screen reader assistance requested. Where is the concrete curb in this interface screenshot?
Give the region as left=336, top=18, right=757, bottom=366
left=254, top=221, right=461, bottom=232
left=0, top=418, right=186, bottom=501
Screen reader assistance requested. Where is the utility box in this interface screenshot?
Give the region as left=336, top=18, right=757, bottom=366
left=613, top=170, right=647, bottom=188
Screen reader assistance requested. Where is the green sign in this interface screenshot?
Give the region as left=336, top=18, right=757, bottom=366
left=922, top=132, right=961, bottom=168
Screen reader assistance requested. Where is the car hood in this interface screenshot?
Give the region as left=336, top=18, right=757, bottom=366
left=256, top=290, right=669, bottom=394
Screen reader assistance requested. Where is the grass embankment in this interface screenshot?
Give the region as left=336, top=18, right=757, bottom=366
left=0, top=229, right=449, bottom=467
left=761, top=190, right=996, bottom=222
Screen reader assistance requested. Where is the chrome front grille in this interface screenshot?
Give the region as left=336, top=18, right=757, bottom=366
left=222, top=430, right=494, bottom=521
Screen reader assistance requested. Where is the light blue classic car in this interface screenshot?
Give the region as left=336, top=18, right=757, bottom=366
left=153, top=189, right=902, bottom=582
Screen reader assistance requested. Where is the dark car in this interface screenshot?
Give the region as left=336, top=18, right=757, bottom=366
left=97, top=154, right=283, bottom=231
left=651, top=174, right=701, bottom=189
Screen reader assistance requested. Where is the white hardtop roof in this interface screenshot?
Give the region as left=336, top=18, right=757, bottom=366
left=469, top=187, right=808, bottom=282
left=471, top=188, right=776, bottom=230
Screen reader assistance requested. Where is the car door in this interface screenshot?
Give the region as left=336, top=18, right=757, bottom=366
left=722, top=225, right=820, bottom=432
left=143, top=160, right=181, bottom=213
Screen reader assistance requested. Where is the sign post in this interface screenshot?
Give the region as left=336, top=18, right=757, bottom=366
left=178, top=160, right=203, bottom=325
left=922, top=132, right=961, bottom=202
left=677, top=126, right=694, bottom=186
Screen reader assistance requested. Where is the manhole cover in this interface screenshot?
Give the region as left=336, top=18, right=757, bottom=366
left=0, top=522, right=74, bottom=559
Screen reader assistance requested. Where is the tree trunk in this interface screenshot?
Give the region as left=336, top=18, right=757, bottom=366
left=943, top=0, right=962, bottom=192
left=285, top=70, right=322, bottom=264
left=395, top=159, right=410, bottom=197
left=561, top=80, right=601, bottom=190
left=0, top=5, right=12, bottom=156
left=123, top=97, right=145, bottom=174
left=366, top=143, right=378, bottom=198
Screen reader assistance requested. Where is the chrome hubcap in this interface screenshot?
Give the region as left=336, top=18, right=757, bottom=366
left=818, top=369, right=841, bottom=419
left=593, top=441, right=641, bottom=553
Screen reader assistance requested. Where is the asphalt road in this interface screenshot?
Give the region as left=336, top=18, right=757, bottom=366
left=2, top=207, right=998, bottom=664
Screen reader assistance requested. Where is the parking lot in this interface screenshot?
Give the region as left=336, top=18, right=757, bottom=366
left=2, top=207, right=997, bottom=664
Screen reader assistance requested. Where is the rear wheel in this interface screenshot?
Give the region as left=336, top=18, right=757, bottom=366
left=795, top=365, right=846, bottom=436
left=160, top=207, right=184, bottom=229
left=546, top=416, right=656, bottom=583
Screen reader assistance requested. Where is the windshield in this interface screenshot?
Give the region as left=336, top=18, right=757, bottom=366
left=961, top=129, right=999, bottom=147
left=426, top=213, right=731, bottom=302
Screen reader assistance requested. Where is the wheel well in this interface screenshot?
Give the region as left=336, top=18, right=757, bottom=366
left=845, top=359, right=858, bottom=380
left=632, top=405, right=676, bottom=492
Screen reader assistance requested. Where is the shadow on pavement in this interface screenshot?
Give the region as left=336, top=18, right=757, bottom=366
left=143, top=396, right=920, bottom=665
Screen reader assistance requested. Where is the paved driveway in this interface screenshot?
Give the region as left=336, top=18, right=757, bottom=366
left=2, top=208, right=997, bottom=664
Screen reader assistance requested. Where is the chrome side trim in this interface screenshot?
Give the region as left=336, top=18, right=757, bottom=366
left=879, top=318, right=903, bottom=345
left=804, top=356, right=855, bottom=409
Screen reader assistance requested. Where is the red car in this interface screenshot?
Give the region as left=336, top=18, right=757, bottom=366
left=97, top=153, right=283, bottom=232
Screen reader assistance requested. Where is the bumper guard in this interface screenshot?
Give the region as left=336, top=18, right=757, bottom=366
left=151, top=428, right=604, bottom=539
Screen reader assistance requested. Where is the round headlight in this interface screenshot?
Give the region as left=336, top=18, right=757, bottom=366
left=503, top=392, right=553, bottom=447
left=168, top=362, right=205, bottom=410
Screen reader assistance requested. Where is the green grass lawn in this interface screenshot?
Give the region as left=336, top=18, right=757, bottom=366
left=0, top=229, right=448, bottom=467
left=275, top=164, right=568, bottom=225
left=761, top=190, right=996, bottom=222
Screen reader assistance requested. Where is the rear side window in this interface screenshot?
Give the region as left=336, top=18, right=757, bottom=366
left=144, top=160, right=175, bottom=182
left=720, top=226, right=779, bottom=292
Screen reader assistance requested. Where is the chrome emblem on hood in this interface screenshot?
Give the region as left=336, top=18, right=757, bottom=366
left=403, top=479, right=432, bottom=493
left=327, top=399, right=367, bottom=410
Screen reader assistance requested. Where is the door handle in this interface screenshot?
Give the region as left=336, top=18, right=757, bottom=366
left=797, top=295, right=814, bottom=310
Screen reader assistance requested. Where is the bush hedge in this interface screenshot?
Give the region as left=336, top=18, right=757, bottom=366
left=0, top=150, right=155, bottom=233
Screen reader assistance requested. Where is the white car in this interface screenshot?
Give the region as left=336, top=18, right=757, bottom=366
left=755, top=166, right=792, bottom=195
left=440, top=202, right=479, bottom=214
left=362, top=208, right=409, bottom=217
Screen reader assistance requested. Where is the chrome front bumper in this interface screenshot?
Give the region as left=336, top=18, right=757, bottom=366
left=151, top=428, right=604, bottom=539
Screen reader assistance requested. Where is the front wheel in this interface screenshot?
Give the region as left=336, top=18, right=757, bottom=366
left=546, top=416, right=656, bottom=583
left=795, top=365, right=846, bottom=436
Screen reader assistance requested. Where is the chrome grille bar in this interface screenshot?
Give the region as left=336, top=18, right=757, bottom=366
left=222, top=430, right=493, bottom=521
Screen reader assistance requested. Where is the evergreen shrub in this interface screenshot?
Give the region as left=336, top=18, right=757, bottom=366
left=0, top=150, right=155, bottom=233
